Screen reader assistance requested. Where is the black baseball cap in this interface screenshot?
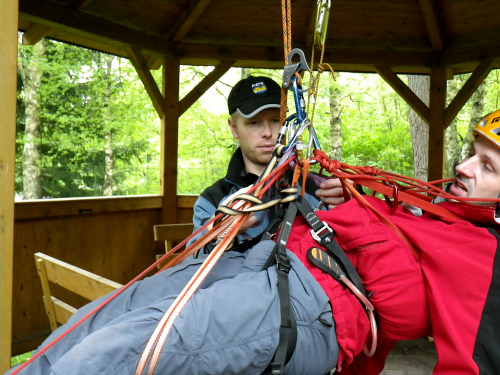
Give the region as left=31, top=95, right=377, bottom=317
left=228, top=76, right=281, bottom=118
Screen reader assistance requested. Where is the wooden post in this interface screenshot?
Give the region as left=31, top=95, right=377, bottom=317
left=160, top=58, right=180, bottom=224
left=0, top=0, right=19, bottom=371
left=428, top=66, right=447, bottom=182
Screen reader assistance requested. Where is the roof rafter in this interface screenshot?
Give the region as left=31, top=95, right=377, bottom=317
left=445, top=58, right=496, bottom=127
left=76, top=0, right=93, bottom=11
left=172, top=0, right=213, bottom=43
left=419, top=0, right=444, bottom=52
left=179, top=60, right=235, bottom=116
left=19, top=1, right=175, bottom=57
left=22, top=23, right=51, bottom=45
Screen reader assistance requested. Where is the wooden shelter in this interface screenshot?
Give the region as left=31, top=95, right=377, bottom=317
left=2, top=0, right=500, bottom=371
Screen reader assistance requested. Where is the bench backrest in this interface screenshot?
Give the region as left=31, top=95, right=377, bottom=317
left=34, top=252, right=122, bottom=331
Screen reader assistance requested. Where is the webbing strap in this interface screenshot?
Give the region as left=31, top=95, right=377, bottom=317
left=271, top=202, right=298, bottom=375
left=294, top=195, right=369, bottom=298
left=260, top=202, right=298, bottom=375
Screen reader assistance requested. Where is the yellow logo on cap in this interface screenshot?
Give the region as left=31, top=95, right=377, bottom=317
left=252, top=82, right=267, bottom=94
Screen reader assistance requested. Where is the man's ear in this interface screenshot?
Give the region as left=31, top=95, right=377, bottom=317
left=228, top=117, right=239, bottom=139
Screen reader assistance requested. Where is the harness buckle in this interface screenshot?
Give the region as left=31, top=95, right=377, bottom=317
left=275, top=252, right=291, bottom=273
left=310, top=222, right=334, bottom=245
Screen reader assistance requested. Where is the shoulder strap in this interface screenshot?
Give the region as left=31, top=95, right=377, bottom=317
left=261, top=202, right=298, bottom=375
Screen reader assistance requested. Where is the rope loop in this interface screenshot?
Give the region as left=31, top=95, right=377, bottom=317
left=274, top=144, right=286, bottom=157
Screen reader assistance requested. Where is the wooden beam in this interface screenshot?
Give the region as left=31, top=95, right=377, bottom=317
left=161, top=58, right=180, bottom=224
left=19, top=1, right=175, bottom=57
left=22, top=23, right=51, bottom=45
left=375, top=65, right=430, bottom=124
left=15, top=196, right=162, bottom=220
left=76, top=0, right=94, bottom=11
left=428, top=66, right=447, bottom=182
left=305, top=0, right=318, bottom=48
left=175, top=43, right=434, bottom=68
left=444, top=58, right=496, bottom=127
left=126, top=46, right=165, bottom=118
left=145, top=54, right=164, bottom=70
left=419, top=0, right=444, bottom=51
left=0, top=0, right=18, bottom=371
left=441, top=42, right=500, bottom=67
left=172, top=0, right=212, bottom=42
left=18, top=19, right=129, bottom=59
left=179, top=60, right=235, bottom=116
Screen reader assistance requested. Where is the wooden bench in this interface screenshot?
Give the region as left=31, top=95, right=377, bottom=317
left=34, top=252, right=122, bottom=331
left=153, top=223, right=194, bottom=268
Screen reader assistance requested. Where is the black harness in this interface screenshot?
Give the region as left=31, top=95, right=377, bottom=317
left=255, top=194, right=371, bottom=375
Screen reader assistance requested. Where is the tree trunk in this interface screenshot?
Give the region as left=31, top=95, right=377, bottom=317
left=329, top=78, right=342, bottom=161
left=444, top=78, right=460, bottom=179
left=241, top=68, right=251, bottom=79
left=408, top=75, right=429, bottom=181
left=461, top=80, right=486, bottom=160
left=102, top=55, right=115, bottom=196
left=19, top=39, right=46, bottom=199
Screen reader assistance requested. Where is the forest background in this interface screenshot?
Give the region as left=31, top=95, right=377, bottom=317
left=15, top=38, right=499, bottom=200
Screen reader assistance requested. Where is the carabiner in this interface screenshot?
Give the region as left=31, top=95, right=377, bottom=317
left=282, top=48, right=312, bottom=90
left=314, top=0, right=331, bottom=49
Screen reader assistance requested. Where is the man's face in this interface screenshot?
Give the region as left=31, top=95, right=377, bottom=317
left=450, top=136, right=500, bottom=203
left=229, top=108, right=281, bottom=175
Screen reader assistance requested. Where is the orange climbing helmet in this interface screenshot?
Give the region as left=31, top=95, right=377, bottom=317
left=474, top=109, right=500, bottom=148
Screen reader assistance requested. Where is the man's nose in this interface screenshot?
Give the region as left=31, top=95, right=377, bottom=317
left=261, top=122, right=272, bottom=137
left=456, top=157, right=475, bottom=178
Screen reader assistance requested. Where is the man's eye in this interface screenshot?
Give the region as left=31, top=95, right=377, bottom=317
left=483, top=163, right=493, bottom=172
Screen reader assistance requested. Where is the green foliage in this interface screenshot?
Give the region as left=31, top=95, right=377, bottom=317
left=305, top=72, right=413, bottom=176
left=16, top=38, right=500, bottom=198
left=11, top=351, right=32, bottom=366
left=16, top=39, right=160, bottom=198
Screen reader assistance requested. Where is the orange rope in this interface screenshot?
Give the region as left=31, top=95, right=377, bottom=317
left=280, top=0, right=292, bottom=127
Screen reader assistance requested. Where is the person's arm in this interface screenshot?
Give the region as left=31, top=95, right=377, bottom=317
left=188, top=186, right=257, bottom=252
left=186, top=195, right=217, bottom=249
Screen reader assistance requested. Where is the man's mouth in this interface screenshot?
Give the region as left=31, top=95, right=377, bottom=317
left=259, top=145, right=275, bottom=152
left=450, top=179, right=468, bottom=197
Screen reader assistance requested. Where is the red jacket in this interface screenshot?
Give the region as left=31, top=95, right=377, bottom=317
left=286, top=196, right=500, bottom=375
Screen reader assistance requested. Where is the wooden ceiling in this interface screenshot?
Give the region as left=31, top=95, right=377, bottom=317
left=17, top=0, right=500, bottom=75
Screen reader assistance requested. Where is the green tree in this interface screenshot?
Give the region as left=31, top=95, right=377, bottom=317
left=17, top=38, right=46, bottom=199
left=16, top=39, right=161, bottom=199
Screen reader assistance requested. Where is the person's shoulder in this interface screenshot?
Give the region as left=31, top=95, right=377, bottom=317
left=200, top=178, right=236, bottom=208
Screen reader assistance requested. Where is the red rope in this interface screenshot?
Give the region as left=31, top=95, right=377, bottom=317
left=10, top=155, right=294, bottom=375
left=312, top=149, right=500, bottom=218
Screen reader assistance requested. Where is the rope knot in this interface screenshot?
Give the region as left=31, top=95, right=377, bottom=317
left=359, top=166, right=382, bottom=175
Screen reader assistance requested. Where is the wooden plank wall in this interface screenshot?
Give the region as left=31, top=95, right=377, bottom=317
left=11, top=196, right=195, bottom=356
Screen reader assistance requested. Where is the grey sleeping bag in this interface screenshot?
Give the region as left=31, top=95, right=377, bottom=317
left=7, top=240, right=338, bottom=375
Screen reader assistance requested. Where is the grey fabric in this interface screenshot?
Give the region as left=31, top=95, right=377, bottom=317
left=8, top=241, right=338, bottom=375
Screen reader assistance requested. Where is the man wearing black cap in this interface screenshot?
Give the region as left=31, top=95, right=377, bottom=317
left=188, top=76, right=344, bottom=250
left=227, top=76, right=282, bottom=176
